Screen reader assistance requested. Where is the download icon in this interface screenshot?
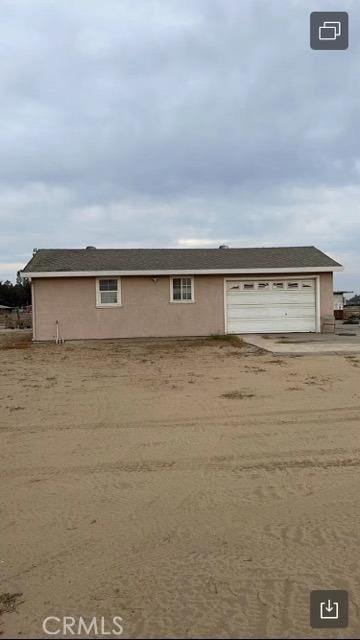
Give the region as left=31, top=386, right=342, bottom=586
left=320, top=599, right=339, bottom=620
left=310, top=590, right=348, bottom=628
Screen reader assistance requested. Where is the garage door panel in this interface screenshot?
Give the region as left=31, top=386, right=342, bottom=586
left=227, top=299, right=315, bottom=310
left=226, top=279, right=316, bottom=333
left=226, top=292, right=314, bottom=304
left=227, top=305, right=316, bottom=320
left=228, top=318, right=316, bottom=333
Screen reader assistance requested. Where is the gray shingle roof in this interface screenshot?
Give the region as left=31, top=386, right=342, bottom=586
left=22, top=246, right=342, bottom=273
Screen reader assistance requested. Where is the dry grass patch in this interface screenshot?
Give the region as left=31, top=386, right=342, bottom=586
left=0, top=331, right=32, bottom=350
left=345, top=355, right=360, bottom=368
left=220, top=390, right=255, bottom=399
left=0, top=592, right=23, bottom=617
left=209, top=334, right=244, bottom=347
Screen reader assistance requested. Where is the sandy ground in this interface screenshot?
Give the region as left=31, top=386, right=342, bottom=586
left=1, top=331, right=360, bottom=639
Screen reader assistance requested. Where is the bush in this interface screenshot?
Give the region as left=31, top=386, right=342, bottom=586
left=343, top=315, right=360, bottom=325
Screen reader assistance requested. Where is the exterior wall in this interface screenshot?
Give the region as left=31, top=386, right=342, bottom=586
left=32, top=275, right=225, bottom=340
left=333, top=293, right=344, bottom=320
left=319, top=271, right=334, bottom=329
left=32, top=272, right=334, bottom=341
left=333, top=292, right=344, bottom=310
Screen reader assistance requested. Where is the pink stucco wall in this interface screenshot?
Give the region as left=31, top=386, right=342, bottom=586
left=32, top=275, right=225, bottom=340
left=31, top=272, right=334, bottom=340
left=319, top=271, right=334, bottom=319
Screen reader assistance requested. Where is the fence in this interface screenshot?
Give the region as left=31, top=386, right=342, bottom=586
left=343, top=305, right=360, bottom=321
left=2, top=309, right=32, bottom=329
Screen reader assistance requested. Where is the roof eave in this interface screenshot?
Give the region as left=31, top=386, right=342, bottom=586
left=21, top=265, right=344, bottom=278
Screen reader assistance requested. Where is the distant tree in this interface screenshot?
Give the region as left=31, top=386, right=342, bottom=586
left=0, top=273, right=31, bottom=307
left=348, top=294, right=360, bottom=305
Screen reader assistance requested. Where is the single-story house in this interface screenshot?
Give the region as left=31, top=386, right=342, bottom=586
left=333, top=290, right=353, bottom=319
left=21, top=245, right=343, bottom=341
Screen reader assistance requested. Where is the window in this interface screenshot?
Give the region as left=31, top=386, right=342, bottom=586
left=272, top=282, right=284, bottom=289
left=96, top=278, right=121, bottom=306
left=258, top=282, right=270, bottom=290
left=170, top=277, right=194, bottom=302
left=243, top=283, right=255, bottom=290
left=287, top=282, right=299, bottom=289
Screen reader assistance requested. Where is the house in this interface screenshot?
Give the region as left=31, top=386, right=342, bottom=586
left=333, top=290, right=353, bottom=320
left=21, top=246, right=343, bottom=341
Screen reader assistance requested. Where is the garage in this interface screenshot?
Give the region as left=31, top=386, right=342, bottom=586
left=225, top=278, right=317, bottom=334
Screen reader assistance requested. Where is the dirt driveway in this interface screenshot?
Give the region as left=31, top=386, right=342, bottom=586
left=1, top=332, right=360, bottom=638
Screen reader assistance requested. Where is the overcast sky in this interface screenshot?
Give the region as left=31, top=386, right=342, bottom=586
left=0, top=0, right=359, bottom=290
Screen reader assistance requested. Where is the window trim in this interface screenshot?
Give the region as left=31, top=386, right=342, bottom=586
left=96, top=277, right=122, bottom=308
left=169, top=276, right=195, bottom=303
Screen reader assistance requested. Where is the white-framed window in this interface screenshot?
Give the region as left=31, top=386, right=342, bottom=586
left=170, top=277, right=194, bottom=303
left=96, top=278, right=122, bottom=307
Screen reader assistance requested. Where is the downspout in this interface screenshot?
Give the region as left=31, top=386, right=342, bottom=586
left=55, top=320, right=65, bottom=344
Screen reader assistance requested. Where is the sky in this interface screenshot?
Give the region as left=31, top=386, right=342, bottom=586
left=0, top=0, right=359, bottom=292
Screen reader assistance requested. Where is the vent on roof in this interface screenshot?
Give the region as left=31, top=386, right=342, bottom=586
left=219, top=244, right=229, bottom=249
left=85, top=246, right=96, bottom=250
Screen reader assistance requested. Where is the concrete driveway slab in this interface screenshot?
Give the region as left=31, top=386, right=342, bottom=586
left=241, top=332, right=360, bottom=354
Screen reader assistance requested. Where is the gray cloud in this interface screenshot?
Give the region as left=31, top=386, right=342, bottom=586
left=0, top=0, right=359, bottom=289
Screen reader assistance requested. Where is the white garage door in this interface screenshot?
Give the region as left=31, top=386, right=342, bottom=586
left=226, top=279, right=317, bottom=334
